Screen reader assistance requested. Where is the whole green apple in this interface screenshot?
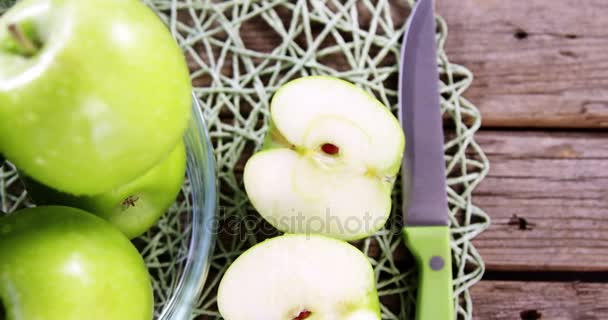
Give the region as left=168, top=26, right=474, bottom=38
left=0, top=206, right=153, bottom=320
left=22, top=142, right=186, bottom=239
left=0, top=0, right=191, bottom=195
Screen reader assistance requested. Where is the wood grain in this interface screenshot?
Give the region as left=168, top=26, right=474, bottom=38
left=471, top=281, right=608, bottom=320
left=473, top=131, right=608, bottom=271
left=437, top=0, right=608, bottom=128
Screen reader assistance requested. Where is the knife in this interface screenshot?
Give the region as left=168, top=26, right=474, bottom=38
left=398, top=0, right=454, bottom=319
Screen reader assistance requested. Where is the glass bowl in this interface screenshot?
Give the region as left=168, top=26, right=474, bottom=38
left=0, top=95, right=217, bottom=320
left=153, top=96, right=217, bottom=319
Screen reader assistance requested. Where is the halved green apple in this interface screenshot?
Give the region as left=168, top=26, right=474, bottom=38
left=244, top=76, right=404, bottom=240
left=217, top=234, right=381, bottom=320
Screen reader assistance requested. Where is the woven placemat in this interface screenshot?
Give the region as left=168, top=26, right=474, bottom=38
left=0, top=1, right=490, bottom=319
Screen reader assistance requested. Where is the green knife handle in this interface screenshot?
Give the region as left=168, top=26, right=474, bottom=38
left=403, top=226, right=454, bottom=320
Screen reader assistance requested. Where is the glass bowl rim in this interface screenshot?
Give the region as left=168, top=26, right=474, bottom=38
left=158, top=95, right=217, bottom=319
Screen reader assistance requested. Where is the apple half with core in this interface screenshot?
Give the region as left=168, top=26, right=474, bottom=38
left=0, top=0, right=191, bottom=195
left=217, top=234, right=381, bottom=320
left=0, top=206, right=153, bottom=320
left=21, top=142, right=186, bottom=239
left=244, top=76, right=405, bottom=240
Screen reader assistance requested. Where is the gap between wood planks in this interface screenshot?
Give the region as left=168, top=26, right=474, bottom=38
left=482, top=270, right=608, bottom=283
left=472, top=130, right=608, bottom=272
left=469, top=124, right=608, bottom=316
left=471, top=281, right=608, bottom=320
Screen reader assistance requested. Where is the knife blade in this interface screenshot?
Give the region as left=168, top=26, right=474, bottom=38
left=398, top=0, right=454, bottom=318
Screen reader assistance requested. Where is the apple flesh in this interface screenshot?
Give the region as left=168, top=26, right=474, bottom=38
left=0, top=206, right=153, bottom=320
left=0, top=0, right=191, bottom=195
left=217, top=234, right=381, bottom=320
left=244, top=76, right=405, bottom=240
left=21, top=142, right=186, bottom=239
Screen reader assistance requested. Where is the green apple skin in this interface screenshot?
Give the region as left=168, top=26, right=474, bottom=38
left=21, top=142, right=186, bottom=239
left=0, top=0, right=192, bottom=195
left=0, top=206, right=153, bottom=320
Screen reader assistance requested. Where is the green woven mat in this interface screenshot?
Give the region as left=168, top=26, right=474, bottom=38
left=0, top=1, right=490, bottom=319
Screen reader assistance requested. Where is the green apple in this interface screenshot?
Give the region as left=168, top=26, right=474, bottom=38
left=0, top=206, right=153, bottom=320
left=217, top=234, right=381, bottom=320
left=244, top=76, right=405, bottom=240
left=0, top=0, right=191, bottom=195
left=21, top=142, right=186, bottom=239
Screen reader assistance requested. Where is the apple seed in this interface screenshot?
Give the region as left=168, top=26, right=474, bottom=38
left=321, top=143, right=339, bottom=155
left=293, top=310, right=311, bottom=320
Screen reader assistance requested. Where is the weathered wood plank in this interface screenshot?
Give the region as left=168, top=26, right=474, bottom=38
left=437, top=0, right=608, bottom=128
left=473, top=131, right=608, bottom=271
left=471, top=281, right=608, bottom=320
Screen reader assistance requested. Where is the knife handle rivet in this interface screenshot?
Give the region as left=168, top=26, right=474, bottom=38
left=430, top=256, right=444, bottom=271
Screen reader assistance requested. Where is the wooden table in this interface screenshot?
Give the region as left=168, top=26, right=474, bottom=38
left=437, top=0, right=608, bottom=318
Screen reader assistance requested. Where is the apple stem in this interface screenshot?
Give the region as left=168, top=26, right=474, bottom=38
left=7, top=23, right=39, bottom=56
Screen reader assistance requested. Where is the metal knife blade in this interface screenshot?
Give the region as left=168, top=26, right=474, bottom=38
left=398, top=0, right=449, bottom=227
left=398, top=2, right=455, bottom=318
